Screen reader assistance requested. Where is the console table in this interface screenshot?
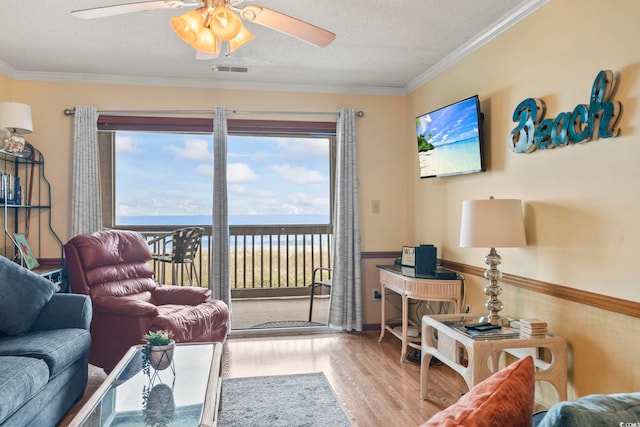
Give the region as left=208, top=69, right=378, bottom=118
left=421, top=313, right=567, bottom=402
left=377, top=265, right=463, bottom=362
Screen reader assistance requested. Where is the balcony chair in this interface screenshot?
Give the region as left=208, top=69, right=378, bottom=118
left=64, top=229, right=229, bottom=373
left=148, top=226, right=204, bottom=286
left=308, top=267, right=332, bottom=322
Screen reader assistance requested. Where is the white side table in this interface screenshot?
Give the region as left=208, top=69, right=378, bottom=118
left=421, top=314, right=567, bottom=402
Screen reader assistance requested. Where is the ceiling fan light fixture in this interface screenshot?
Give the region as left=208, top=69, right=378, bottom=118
left=171, top=9, right=205, bottom=44
left=193, top=28, right=219, bottom=54
left=73, top=1, right=336, bottom=56
left=209, top=6, right=242, bottom=41
left=228, top=25, right=254, bottom=52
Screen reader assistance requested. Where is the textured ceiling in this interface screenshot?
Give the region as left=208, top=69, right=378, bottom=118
left=0, top=0, right=546, bottom=95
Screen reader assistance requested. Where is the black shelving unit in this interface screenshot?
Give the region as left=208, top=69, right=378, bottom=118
left=0, top=148, right=65, bottom=289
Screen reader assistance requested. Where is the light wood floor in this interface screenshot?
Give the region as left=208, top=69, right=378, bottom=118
left=59, top=331, right=468, bottom=426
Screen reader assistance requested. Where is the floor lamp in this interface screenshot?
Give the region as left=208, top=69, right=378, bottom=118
left=459, top=197, right=526, bottom=324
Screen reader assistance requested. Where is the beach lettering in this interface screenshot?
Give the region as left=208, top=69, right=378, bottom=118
left=510, top=70, right=621, bottom=153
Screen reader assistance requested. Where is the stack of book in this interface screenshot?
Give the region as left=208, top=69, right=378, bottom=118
left=519, top=318, right=548, bottom=338
left=454, top=324, right=520, bottom=340
left=0, top=173, right=21, bottom=205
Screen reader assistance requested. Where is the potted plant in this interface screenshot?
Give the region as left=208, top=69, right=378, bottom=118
left=142, top=330, right=175, bottom=374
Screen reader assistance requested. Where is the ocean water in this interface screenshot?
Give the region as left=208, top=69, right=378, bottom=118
left=120, top=214, right=331, bottom=248
left=117, top=214, right=330, bottom=226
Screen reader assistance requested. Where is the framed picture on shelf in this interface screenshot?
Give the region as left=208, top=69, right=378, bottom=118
left=14, top=233, right=39, bottom=270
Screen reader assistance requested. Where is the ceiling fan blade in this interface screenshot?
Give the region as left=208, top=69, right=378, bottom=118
left=72, top=0, right=201, bottom=20
left=239, top=6, right=336, bottom=48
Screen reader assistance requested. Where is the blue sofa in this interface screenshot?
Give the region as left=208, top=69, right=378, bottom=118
left=0, top=257, right=92, bottom=427
left=533, top=392, right=640, bottom=426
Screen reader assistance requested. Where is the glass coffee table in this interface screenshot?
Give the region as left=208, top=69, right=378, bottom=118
left=69, top=342, right=223, bottom=427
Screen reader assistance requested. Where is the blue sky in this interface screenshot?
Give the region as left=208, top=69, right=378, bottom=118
left=115, top=131, right=330, bottom=218
left=416, top=96, right=479, bottom=147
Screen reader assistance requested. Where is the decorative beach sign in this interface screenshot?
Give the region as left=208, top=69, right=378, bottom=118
left=510, top=70, right=621, bottom=153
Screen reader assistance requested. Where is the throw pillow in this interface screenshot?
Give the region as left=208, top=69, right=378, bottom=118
left=421, top=356, right=535, bottom=427
left=0, top=256, right=58, bottom=335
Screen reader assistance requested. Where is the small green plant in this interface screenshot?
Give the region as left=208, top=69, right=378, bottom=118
left=143, top=330, right=174, bottom=346
left=142, top=330, right=174, bottom=375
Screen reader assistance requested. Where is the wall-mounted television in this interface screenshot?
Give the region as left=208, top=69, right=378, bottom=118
left=415, top=95, right=485, bottom=178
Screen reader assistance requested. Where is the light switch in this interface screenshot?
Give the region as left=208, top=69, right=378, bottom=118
left=371, top=199, right=380, bottom=213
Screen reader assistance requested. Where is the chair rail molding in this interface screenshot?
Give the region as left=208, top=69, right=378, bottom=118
left=440, top=259, right=638, bottom=319
left=360, top=251, right=639, bottom=318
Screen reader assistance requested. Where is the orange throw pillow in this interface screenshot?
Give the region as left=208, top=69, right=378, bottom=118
left=421, top=356, right=535, bottom=427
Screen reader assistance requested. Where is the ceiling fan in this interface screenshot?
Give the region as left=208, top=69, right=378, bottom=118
left=72, top=0, right=336, bottom=57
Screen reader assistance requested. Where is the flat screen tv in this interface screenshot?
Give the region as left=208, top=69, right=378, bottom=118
left=415, top=95, right=485, bottom=178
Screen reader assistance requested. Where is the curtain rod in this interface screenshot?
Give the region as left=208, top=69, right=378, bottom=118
left=63, top=108, right=364, bottom=117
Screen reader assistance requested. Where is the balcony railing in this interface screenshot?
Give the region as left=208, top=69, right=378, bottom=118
left=136, top=224, right=332, bottom=298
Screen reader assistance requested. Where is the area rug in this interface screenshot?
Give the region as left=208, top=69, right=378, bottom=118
left=217, top=372, right=352, bottom=427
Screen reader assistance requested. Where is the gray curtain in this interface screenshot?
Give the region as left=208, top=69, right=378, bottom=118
left=71, top=105, right=101, bottom=237
left=328, top=108, right=362, bottom=331
left=210, top=106, right=231, bottom=308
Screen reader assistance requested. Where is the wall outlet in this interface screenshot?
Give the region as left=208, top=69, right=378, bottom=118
left=373, top=290, right=382, bottom=300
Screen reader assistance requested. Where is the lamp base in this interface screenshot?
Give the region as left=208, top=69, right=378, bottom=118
left=483, top=247, right=504, bottom=324
left=477, top=314, right=509, bottom=326
left=4, top=133, right=25, bottom=154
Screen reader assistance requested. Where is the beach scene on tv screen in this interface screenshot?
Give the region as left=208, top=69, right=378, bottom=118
left=416, top=97, right=482, bottom=178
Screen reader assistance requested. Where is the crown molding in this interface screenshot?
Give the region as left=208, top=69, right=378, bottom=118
left=0, top=59, right=16, bottom=80
left=402, top=0, right=550, bottom=95
left=10, top=70, right=405, bottom=96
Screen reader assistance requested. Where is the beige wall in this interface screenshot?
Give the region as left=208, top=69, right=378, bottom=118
left=0, top=74, right=11, bottom=97
left=1, top=0, right=638, bottom=401
left=4, top=82, right=410, bottom=255
left=407, top=0, right=639, bottom=397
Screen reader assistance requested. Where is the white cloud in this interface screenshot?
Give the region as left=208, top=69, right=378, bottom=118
left=284, top=191, right=312, bottom=204
left=115, top=136, right=140, bottom=152
left=168, top=139, right=212, bottom=160
left=277, top=138, right=329, bottom=160
left=117, top=195, right=210, bottom=216
left=270, top=164, right=325, bottom=184
left=311, top=197, right=330, bottom=212
left=228, top=163, right=257, bottom=183
left=280, top=192, right=330, bottom=214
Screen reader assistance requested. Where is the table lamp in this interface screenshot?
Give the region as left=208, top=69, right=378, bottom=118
left=459, top=197, right=526, bottom=324
left=0, top=102, right=33, bottom=154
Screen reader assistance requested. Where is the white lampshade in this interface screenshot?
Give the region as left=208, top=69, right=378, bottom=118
left=459, top=198, right=526, bottom=248
left=0, top=102, right=33, bottom=134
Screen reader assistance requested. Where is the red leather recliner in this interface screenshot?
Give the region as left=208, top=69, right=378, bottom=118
left=64, top=229, right=229, bottom=373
